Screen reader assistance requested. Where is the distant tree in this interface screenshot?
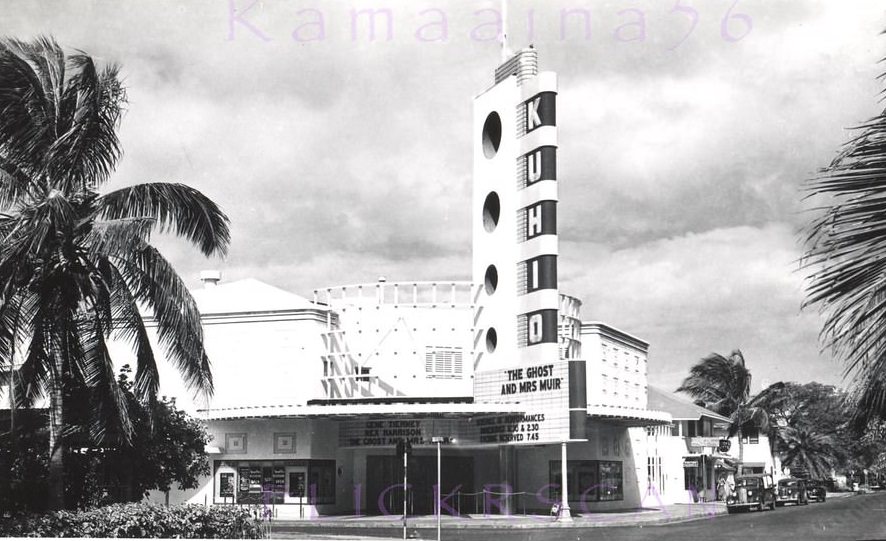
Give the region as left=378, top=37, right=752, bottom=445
left=844, top=420, right=886, bottom=481
left=802, top=56, right=886, bottom=430
left=119, top=368, right=211, bottom=499
left=755, top=382, right=846, bottom=456
left=0, top=409, right=49, bottom=513
left=0, top=37, right=229, bottom=509
left=1, top=367, right=210, bottom=512
left=780, top=427, right=839, bottom=480
left=676, top=349, right=784, bottom=473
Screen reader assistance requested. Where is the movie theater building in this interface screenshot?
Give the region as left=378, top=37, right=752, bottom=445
left=133, top=48, right=675, bottom=518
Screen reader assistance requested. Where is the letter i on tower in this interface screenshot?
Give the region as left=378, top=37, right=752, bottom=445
left=472, top=47, right=560, bottom=372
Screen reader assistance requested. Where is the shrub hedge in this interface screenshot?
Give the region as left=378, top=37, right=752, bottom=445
left=0, top=502, right=265, bottom=538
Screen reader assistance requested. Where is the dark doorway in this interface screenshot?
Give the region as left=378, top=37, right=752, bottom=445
left=365, top=455, right=474, bottom=516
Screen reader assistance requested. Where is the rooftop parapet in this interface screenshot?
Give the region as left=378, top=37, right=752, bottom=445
left=313, top=280, right=476, bottom=308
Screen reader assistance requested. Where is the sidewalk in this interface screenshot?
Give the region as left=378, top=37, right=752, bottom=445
left=272, top=502, right=727, bottom=531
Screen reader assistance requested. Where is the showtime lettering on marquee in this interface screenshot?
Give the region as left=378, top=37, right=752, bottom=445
left=476, top=413, right=547, bottom=443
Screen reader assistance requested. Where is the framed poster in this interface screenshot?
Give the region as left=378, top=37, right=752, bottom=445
left=238, top=467, right=250, bottom=493
left=219, top=472, right=235, bottom=497
left=289, top=471, right=306, bottom=498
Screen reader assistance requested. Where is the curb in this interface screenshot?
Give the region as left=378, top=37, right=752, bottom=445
left=272, top=508, right=728, bottom=530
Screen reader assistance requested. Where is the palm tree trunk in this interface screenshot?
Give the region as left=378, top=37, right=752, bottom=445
left=738, top=429, right=745, bottom=476
left=48, top=380, right=65, bottom=510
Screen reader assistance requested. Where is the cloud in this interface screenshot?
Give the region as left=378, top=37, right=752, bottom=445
left=560, top=222, right=841, bottom=391
left=5, top=0, right=882, bottom=391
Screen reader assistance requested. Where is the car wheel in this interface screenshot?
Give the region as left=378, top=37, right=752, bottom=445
left=775, top=502, right=783, bottom=507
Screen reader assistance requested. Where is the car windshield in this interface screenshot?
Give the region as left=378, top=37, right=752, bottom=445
left=736, top=478, right=761, bottom=488
left=780, top=480, right=798, bottom=487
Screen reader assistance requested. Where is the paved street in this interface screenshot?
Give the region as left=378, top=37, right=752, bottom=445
left=271, top=492, right=886, bottom=541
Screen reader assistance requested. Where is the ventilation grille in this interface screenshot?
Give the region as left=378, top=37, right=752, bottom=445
left=425, top=347, right=464, bottom=378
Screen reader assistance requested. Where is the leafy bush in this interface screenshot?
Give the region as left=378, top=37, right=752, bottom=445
left=0, top=502, right=265, bottom=538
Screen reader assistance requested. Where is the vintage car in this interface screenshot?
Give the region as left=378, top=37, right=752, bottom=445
left=806, top=479, right=827, bottom=502
left=776, top=477, right=809, bottom=506
left=726, top=474, right=777, bottom=513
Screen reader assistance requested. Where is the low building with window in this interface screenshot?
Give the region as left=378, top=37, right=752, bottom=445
left=643, top=387, right=780, bottom=504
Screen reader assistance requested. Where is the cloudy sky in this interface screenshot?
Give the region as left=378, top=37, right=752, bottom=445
left=6, top=0, right=884, bottom=392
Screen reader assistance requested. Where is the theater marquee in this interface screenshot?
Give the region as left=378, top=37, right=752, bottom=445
left=474, top=361, right=572, bottom=444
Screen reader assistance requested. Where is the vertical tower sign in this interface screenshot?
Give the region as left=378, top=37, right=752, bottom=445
left=472, top=48, right=560, bottom=374
left=472, top=49, right=580, bottom=445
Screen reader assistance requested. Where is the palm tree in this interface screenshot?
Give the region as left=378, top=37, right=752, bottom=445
left=0, top=37, right=230, bottom=509
left=779, top=427, right=838, bottom=480
left=676, top=350, right=784, bottom=474
left=802, top=63, right=886, bottom=430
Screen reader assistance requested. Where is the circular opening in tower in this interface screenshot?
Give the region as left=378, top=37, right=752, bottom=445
left=484, top=265, right=498, bottom=295
left=482, top=112, right=502, bottom=158
left=483, top=192, right=500, bottom=232
left=485, top=328, right=498, bottom=353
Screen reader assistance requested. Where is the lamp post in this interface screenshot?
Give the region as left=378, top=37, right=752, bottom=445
left=396, top=439, right=412, bottom=540
left=431, top=437, right=444, bottom=541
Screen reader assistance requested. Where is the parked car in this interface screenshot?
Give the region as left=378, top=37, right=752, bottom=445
left=776, top=478, right=809, bottom=506
left=806, top=480, right=827, bottom=502
left=726, top=474, right=777, bottom=513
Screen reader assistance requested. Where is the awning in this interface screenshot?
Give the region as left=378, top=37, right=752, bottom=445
left=198, top=402, right=527, bottom=421
left=586, top=405, right=672, bottom=426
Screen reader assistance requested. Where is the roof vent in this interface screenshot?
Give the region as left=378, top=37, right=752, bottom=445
left=200, top=270, right=222, bottom=287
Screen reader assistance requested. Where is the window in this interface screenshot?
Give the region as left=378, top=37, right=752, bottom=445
left=356, top=366, right=371, bottom=382
left=601, top=436, right=609, bottom=456
left=214, top=460, right=335, bottom=505
left=647, top=456, right=664, bottom=496
left=308, top=461, right=336, bottom=504
left=550, top=460, right=622, bottom=503
left=599, top=462, right=623, bottom=501
left=742, top=427, right=760, bottom=445
left=425, top=347, right=463, bottom=377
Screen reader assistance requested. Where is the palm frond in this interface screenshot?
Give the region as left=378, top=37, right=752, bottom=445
left=80, top=314, right=132, bottom=444
left=97, top=256, right=159, bottom=404
left=114, top=243, right=213, bottom=397
left=802, top=104, right=886, bottom=428
left=99, top=183, right=230, bottom=257
left=49, top=55, right=124, bottom=192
